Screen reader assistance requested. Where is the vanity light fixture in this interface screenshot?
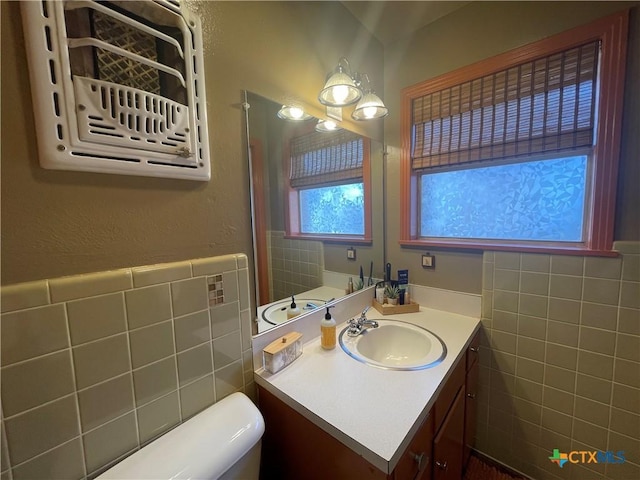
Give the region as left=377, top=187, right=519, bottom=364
left=315, top=119, right=342, bottom=133
left=277, top=105, right=312, bottom=121
left=352, top=74, right=388, bottom=120
left=318, top=57, right=387, bottom=120
left=318, top=58, right=362, bottom=107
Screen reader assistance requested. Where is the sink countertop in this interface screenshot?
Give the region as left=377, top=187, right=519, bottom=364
left=254, top=305, right=480, bottom=474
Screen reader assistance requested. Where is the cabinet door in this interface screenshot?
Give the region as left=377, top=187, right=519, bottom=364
left=432, top=386, right=465, bottom=480
left=464, top=360, right=479, bottom=467
left=393, top=413, right=433, bottom=480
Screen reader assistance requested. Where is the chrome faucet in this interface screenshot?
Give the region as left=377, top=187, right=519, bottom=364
left=346, top=307, right=379, bottom=337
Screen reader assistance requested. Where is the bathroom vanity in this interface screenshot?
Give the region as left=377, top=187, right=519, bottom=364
left=253, top=297, right=480, bottom=480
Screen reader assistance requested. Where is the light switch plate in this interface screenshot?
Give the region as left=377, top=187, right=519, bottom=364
left=347, top=247, right=356, bottom=260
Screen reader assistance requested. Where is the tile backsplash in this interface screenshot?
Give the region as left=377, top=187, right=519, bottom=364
left=268, top=231, right=323, bottom=302
left=477, top=242, right=640, bottom=480
left=0, top=254, right=254, bottom=480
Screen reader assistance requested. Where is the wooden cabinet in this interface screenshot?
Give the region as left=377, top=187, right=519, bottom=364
left=258, top=386, right=387, bottom=480
left=392, top=414, right=433, bottom=480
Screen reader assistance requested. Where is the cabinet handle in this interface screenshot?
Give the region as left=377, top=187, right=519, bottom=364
left=469, top=346, right=479, bottom=353
left=467, top=392, right=476, bottom=399
left=411, top=452, right=428, bottom=471
left=435, top=460, right=448, bottom=471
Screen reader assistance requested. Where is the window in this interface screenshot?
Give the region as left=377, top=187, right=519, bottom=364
left=285, top=129, right=372, bottom=242
left=401, top=11, right=629, bottom=254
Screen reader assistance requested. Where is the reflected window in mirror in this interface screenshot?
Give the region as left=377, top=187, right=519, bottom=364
left=285, top=128, right=372, bottom=243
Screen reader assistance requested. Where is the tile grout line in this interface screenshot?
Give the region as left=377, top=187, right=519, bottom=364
left=569, top=255, right=586, bottom=451
left=62, top=299, right=89, bottom=480
left=167, top=280, right=184, bottom=424
left=606, top=252, right=626, bottom=457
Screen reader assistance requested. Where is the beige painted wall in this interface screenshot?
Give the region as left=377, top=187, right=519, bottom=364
left=0, top=1, right=383, bottom=286
left=384, top=1, right=640, bottom=294
left=2, top=1, right=636, bottom=297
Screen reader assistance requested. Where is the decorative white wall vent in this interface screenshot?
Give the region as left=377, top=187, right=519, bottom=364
left=21, top=0, right=211, bottom=181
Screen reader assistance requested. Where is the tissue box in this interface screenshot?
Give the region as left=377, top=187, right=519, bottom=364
left=263, top=332, right=303, bottom=374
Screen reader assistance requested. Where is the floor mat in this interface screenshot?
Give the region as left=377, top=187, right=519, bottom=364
left=464, top=454, right=528, bottom=480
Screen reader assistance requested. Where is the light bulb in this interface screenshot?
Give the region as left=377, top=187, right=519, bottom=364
left=363, top=106, right=378, bottom=119
left=324, top=120, right=338, bottom=130
left=289, top=107, right=304, bottom=119
left=331, top=85, right=349, bottom=105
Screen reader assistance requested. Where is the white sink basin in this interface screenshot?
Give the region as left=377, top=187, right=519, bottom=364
left=339, top=319, right=446, bottom=370
left=261, top=298, right=326, bottom=325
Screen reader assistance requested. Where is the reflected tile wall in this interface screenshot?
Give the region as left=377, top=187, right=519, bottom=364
left=0, top=254, right=255, bottom=480
left=477, top=242, right=640, bottom=480
left=268, top=231, right=323, bottom=302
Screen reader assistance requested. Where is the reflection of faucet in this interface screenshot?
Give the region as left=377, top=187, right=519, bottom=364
left=346, top=307, right=379, bottom=337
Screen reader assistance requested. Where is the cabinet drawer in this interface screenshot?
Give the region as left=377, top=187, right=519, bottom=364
left=393, top=413, right=434, bottom=480
left=466, top=331, right=480, bottom=371
left=434, top=359, right=465, bottom=432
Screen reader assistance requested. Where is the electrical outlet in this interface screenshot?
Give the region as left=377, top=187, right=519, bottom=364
left=422, top=254, right=435, bottom=269
left=347, top=247, right=356, bottom=260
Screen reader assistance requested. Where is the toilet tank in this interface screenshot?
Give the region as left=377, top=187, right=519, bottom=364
left=98, top=392, right=264, bottom=479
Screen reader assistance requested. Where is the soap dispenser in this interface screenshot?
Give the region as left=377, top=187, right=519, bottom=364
left=320, top=305, right=336, bottom=350
left=287, top=295, right=301, bottom=320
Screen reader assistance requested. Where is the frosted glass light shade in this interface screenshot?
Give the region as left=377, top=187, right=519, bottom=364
left=318, top=71, right=361, bottom=107
left=352, top=92, right=388, bottom=120
left=315, top=119, right=341, bottom=132
left=277, top=105, right=312, bottom=121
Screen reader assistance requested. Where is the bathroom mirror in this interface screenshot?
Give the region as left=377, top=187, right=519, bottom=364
left=245, top=91, right=384, bottom=334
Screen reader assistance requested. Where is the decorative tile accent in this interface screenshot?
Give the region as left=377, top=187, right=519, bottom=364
left=207, top=274, right=224, bottom=306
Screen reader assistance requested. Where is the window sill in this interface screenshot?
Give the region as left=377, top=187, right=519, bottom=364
left=286, top=234, right=372, bottom=245
left=399, top=239, right=620, bottom=257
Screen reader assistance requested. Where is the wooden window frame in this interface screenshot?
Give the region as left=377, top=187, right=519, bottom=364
left=400, top=11, right=629, bottom=256
left=284, top=127, right=373, bottom=244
